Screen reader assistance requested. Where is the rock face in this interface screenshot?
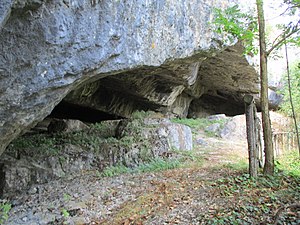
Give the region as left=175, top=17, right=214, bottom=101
left=0, top=0, right=259, bottom=156
left=1, top=118, right=192, bottom=195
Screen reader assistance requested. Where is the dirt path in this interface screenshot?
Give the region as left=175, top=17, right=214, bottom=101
left=4, top=134, right=250, bottom=225
left=4, top=112, right=298, bottom=224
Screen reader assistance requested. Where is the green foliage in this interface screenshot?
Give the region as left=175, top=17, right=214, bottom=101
left=171, top=117, right=228, bottom=136
left=102, top=158, right=182, bottom=177
left=213, top=2, right=300, bottom=55
left=7, top=122, right=112, bottom=156
left=223, top=159, right=249, bottom=172
left=63, top=193, right=71, bottom=202
left=198, top=172, right=300, bottom=224
left=135, top=158, right=181, bottom=173
left=212, top=5, right=258, bottom=55
left=276, top=150, right=300, bottom=176
left=9, top=134, right=58, bottom=153
left=61, top=208, right=70, bottom=218
left=102, top=164, right=131, bottom=177
left=0, top=202, right=11, bottom=224
left=280, top=61, right=300, bottom=121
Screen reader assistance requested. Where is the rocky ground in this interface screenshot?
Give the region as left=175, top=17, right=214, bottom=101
left=3, top=136, right=249, bottom=225
left=1, top=112, right=299, bottom=225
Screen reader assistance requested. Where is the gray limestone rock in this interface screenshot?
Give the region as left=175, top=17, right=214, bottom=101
left=0, top=0, right=259, bottom=157
left=0, top=0, right=13, bottom=28
left=205, top=123, right=221, bottom=134
left=1, top=118, right=192, bottom=195
left=207, top=114, right=227, bottom=121
left=219, top=116, right=247, bottom=140
left=47, top=119, right=89, bottom=133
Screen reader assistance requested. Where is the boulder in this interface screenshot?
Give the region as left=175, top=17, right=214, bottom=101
left=47, top=119, right=89, bottom=133
left=205, top=123, right=221, bottom=134
left=268, top=89, right=283, bottom=109
left=207, top=114, right=227, bottom=121
left=219, top=116, right=247, bottom=141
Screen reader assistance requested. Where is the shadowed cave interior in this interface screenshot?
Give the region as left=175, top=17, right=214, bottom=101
left=49, top=101, right=124, bottom=123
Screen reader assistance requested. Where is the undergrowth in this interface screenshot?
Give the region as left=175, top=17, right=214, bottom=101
left=198, top=172, right=300, bottom=224
left=276, top=150, right=300, bottom=177
left=0, top=202, right=11, bottom=224
left=171, top=117, right=228, bottom=136
left=102, top=158, right=182, bottom=177
left=197, top=150, right=300, bottom=224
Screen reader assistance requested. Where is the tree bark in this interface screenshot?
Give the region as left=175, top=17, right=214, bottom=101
left=244, top=95, right=259, bottom=177
left=256, top=0, right=274, bottom=175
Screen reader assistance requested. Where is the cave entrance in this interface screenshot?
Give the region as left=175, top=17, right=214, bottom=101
left=49, top=100, right=123, bottom=123
left=188, top=94, right=245, bottom=118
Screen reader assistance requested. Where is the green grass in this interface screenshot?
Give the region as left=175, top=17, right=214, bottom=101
left=171, top=117, right=228, bottom=136
left=101, top=158, right=182, bottom=177
left=171, top=149, right=204, bottom=167
left=171, top=118, right=213, bottom=130
left=101, top=148, right=209, bottom=177
left=135, top=158, right=181, bottom=173
left=0, top=202, right=11, bottom=224
left=276, top=150, right=300, bottom=177
left=102, top=164, right=132, bottom=177
left=223, top=158, right=248, bottom=171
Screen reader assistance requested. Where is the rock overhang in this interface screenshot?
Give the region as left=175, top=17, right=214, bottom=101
left=0, top=0, right=259, bottom=156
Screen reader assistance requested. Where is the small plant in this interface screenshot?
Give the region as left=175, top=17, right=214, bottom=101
left=101, top=158, right=183, bottom=177
left=63, top=193, right=71, bottom=202
left=102, top=164, right=131, bottom=177
left=135, top=158, right=181, bottom=173
left=61, top=208, right=70, bottom=218
left=0, top=202, right=11, bottom=224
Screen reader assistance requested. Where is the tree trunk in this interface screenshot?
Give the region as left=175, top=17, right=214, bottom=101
left=256, top=0, right=274, bottom=175
left=284, top=40, right=300, bottom=155
left=244, top=95, right=259, bottom=177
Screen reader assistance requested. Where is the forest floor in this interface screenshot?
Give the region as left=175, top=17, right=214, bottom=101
left=2, top=118, right=300, bottom=225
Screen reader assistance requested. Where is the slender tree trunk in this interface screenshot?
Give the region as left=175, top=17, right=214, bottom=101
left=256, top=0, right=274, bottom=175
left=284, top=40, right=300, bottom=155
left=254, top=106, right=264, bottom=168
left=244, top=95, right=259, bottom=177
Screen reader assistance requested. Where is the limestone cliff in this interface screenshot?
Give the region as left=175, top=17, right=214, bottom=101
left=0, top=0, right=259, bottom=156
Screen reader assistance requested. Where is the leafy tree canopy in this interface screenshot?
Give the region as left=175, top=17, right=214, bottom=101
left=212, top=1, right=300, bottom=55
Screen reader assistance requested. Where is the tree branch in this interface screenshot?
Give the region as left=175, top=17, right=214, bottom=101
left=266, top=22, right=300, bottom=56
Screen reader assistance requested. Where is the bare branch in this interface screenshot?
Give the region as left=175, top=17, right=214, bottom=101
left=266, top=22, right=300, bottom=56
